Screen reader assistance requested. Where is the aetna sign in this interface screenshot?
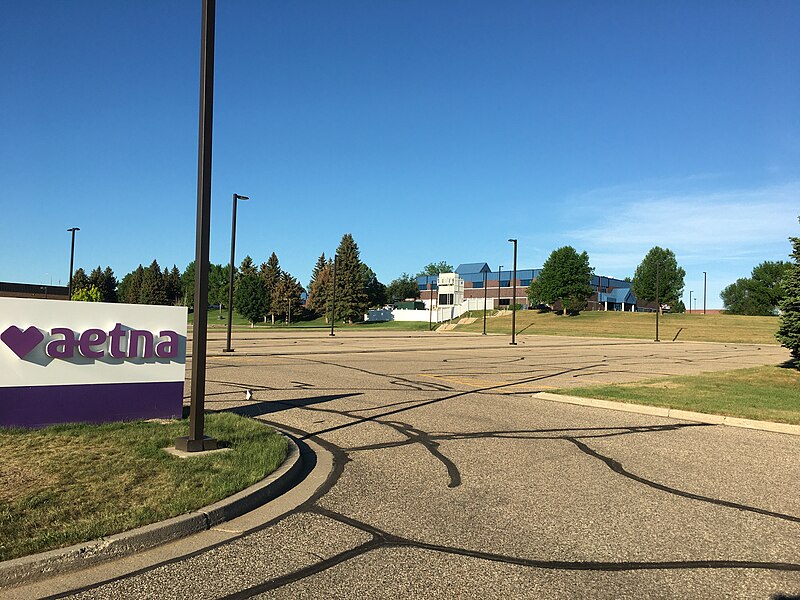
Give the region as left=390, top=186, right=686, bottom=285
left=0, top=298, right=187, bottom=428
left=2, top=324, right=180, bottom=360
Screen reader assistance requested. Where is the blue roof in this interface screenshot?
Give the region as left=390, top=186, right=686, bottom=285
left=456, top=263, right=491, bottom=274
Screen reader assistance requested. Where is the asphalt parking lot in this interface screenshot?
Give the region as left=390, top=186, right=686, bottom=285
left=11, top=330, right=799, bottom=599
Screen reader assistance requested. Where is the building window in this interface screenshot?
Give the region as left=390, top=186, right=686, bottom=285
left=473, top=281, right=483, bottom=288
left=500, top=280, right=510, bottom=288
left=499, top=298, right=510, bottom=306
left=520, top=279, right=531, bottom=286
left=438, top=293, right=454, bottom=305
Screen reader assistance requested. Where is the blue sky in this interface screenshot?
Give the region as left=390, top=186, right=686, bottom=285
left=1, top=1, right=798, bottom=308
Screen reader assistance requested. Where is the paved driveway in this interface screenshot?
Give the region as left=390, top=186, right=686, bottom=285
left=17, top=331, right=800, bottom=599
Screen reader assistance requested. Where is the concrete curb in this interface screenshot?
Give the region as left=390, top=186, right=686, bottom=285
left=533, top=392, right=800, bottom=436
left=0, top=431, right=303, bottom=589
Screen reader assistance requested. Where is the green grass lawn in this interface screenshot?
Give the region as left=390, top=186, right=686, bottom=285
left=554, top=365, right=800, bottom=424
left=457, top=310, right=780, bottom=345
left=189, top=309, right=433, bottom=331
left=0, top=413, right=287, bottom=561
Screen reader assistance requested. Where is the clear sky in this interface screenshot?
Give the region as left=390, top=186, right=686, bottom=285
left=2, top=1, right=798, bottom=308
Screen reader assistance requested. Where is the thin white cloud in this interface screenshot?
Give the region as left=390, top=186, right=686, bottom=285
left=568, top=182, right=799, bottom=261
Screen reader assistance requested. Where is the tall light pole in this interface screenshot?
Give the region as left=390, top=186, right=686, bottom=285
left=428, top=275, right=434, bottom=332
left=177, top=0, right=216, bottom=453
left=689, top=290, right=693, bottom=315
left=329, top=254, right=338, bottom=337
left=224, top=193, right=249, bottom=352
left=482, top=268, right=488, bottom=335
left=703, top=271, right=707, bottom=315
left=67, top=227, right=80, bottom=299
left=498, top=265, right=503, bottom=312
left=508, top=239, right=518, bottom=346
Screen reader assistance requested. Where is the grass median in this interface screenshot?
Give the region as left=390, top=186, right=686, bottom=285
left=553, top=364, right=800, bottom=425
left=0, top=412, right=287, bottom=561
left=458, top=310, right=780, bottom=345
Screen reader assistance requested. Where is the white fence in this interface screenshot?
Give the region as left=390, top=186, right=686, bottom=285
left=366, top=299, right=498, bottom=324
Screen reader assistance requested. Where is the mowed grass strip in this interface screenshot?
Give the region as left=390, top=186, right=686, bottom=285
left=458, top=310, right=780, bottom=345
left=0, top=413, right=287, bottom=561
left=189, top=309, right=432, bottom=331
left=554, top=365, right=800, bottom=425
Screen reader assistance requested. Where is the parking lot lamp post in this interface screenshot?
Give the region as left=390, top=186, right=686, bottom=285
left=428, top=276, right=434, bottom=332
left=224, top=193, right=249, bottom=352
left=703, top=271, right=707, bottom=315
left=498, top=265, right=503, bottom=313
left=508, top=239, right=517, bottom=346
left=329, top=254, right=338, bottom=337
left=67, top=227, right=80, bottom=299
left=482, top=268, right=488, bottom=335
left=689, top=290, right=693, bottom=315
left=177, top=0, right=217, bottom=452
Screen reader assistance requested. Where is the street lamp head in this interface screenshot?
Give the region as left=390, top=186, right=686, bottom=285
left=234, top=194, right=249, bottom=201
left=508, top=238, right=517, bottom=243
left=67, top=227, right=80, bottom=232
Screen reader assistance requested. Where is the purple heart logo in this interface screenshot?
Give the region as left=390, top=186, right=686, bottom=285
left=1, top=325, right=45, bottom=359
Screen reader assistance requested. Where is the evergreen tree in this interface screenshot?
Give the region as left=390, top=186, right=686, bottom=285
left=631, top=247, right=686, bottom=311
left=306, top=259, right=332, bottom=317
left=360, top=264, right=387, bottom=308
left=386, top=273, right=420, bottom=303
left=260, top=253, right=281, bottom=324
left=777, top=217, right=800, bottom=367
left=334, top=233, right=368, bottom=323
left=139, top=260, right=168, bottom=305
left=308, top=253, right=326, bottom=291
left=536, top=246, right=594, bottom=315
left=240, top=255, right=257, bottom=277
left=161, top=264, right=182, bottom=306
left=235, top=273, right=269, bottom=327
left=119, top=265, right=145, bottom=304
left=70, top=268, right=89, bottom=294
left=274, top=271, right=305, bottom=324
left=101, top=266, right=119, bottom=302
left=181, top=261, right=195, bottom=309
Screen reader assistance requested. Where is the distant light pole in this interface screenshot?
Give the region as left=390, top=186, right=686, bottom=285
left=329, top=254, right=338, bottom=337
left=703, top=271, right=707, bottom=315
left=508, top=239, right=518, bottom=346
left=428, top=275, right=434, bottom=332
left=498, top=264, right=503, bottom=312
left=654, top=262, right=661, bottom=342
left=482, top=268, right=488, bottom=335
left=224, top=193, right=249, bottom=353
left=177, top=0, right=217, bottom=453
left=67, top=227, right=80, bottom=299
left=689, top=290, right=693, bottom=315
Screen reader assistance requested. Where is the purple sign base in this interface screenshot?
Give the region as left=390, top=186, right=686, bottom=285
left=0, top=381, right=184, bottom=428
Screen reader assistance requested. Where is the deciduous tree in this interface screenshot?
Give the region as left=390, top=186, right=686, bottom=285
left=721, top=261, right=790, bottom=315
left=417, top=261, right=453, bottom=276
left=536, top=246, right=594, bottom=315
left=386, top=273, right=420, bottom=303
left=632, top=247, right=686, bottom=311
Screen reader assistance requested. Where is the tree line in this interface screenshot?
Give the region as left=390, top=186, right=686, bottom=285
left=68, top=233, right=449, bottom=326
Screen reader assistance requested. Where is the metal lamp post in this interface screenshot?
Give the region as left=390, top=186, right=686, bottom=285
left=224, top=193, right=249, bottom=352
left=498, top=265, right=503, bottom=313
left=67, top=227, right=80, bottom=299
left=508, top=239, right=517, bottom=346
left=689, top=290, right=693, bottom=315
left=703, top=271, right=707, bottom=315
left=176, top=0, right=217, bottom=453
left=482, top=268, right=488, bottom=335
